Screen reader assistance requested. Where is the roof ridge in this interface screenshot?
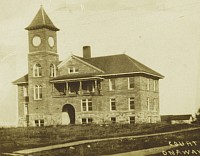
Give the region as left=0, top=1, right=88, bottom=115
left=41, top=6, right=46, bottom=25
left=125, top=54, right=142, bottom=71
left=126, top=54, right=164, bottom=77
left=80, top=53, right=125, bottom=59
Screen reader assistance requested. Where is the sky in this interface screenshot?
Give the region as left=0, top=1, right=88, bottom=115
left=0, top=0, right=200, bottom=126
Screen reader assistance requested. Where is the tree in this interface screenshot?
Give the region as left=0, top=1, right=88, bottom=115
left=193, top=108, right=200, bottom=124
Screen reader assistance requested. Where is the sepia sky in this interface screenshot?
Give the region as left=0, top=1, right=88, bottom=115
left=0, top=0, right=200, bottom=125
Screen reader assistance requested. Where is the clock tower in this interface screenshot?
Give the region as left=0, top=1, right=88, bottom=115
left=25, top=6, right=59, bottom=126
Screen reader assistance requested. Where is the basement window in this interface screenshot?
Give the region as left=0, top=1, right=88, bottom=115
left=82, top=118, right=93, bottom=124
left=35, top=119, right=44, bottom=127
left=111, top=117, right=116, bottom=124
left=129, top=117, right=135, bottom=124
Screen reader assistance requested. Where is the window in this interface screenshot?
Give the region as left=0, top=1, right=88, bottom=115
left=128, top=77, right=134, bottom=89
left=153, top=80, right=156, bottom=92
left=109, top=79, right=115, bottom=90
left=82, top=118, right=93, bottom=124
left=35, top=119, right=44, bottom=127
left=50, top=64, right=56, bottom=77
left=110, top=98, right=116, bottom=111
left=23, top=86, right=28, bottom=97
left=111, top=117, right=116, bottom=123
left=88, top=100, right=92, bottom=111
left=129, top=117, right=135, bottom=124
left=81, top=99, right=92, bottom=111
left=82, top=100, right=87, bottom=111
left=129, top=98, right=135, bottom=110
left=147, top=78, right=150, bottom=90
left=33, top=63, right=42, bottom=77
left=24, top=102, right=28, bottom=115
left=52, top=84, right=55, bottom=93
left=34, top=85, right=42, bottom=100
left=153, top=99, right=157, bottom=111
left=68, top=67, right=79, bottom=74
left=147, top=97, right=150, bottom=110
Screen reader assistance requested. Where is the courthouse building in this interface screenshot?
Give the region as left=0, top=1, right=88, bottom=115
left=13, top=6, right=164, bottom=127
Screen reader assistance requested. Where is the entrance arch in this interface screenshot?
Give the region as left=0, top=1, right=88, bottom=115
left=62, top=104, right=75, bottom=125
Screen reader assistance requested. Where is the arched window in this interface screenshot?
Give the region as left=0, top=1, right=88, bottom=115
left=50, top=64, right=56, bottom=77
left=33, top=64, right=42, bottom=77
left=34, top=85, right=42, bottom=100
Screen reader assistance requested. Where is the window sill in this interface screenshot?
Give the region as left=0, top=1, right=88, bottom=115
left=34, top=99, right=42, bottom=101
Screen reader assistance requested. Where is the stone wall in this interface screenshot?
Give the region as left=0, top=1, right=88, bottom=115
left=17, top=75, right=160, bottom=127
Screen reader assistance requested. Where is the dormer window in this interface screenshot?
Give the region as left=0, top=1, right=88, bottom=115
left=68, top=67, right=79, bottom=74
left=50, top=64, right=56, bottom=77
left=33, top=63, right=42, bottom=77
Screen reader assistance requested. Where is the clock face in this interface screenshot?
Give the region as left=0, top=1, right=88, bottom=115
left=32, top=36, right=41, bottom=47
left=48, top=37, right=54, bottom=47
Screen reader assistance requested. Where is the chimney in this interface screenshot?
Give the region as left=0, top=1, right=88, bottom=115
left=83, top=46, right=91, bottom=59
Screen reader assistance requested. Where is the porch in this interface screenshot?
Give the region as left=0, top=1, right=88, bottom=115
left=51, top=77, right=103, bottom=97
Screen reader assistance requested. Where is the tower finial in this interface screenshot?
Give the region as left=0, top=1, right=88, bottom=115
left=40, top=0, right=43, bottom=6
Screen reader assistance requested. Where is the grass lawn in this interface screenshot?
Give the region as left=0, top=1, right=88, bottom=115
left=31, top=127, right=200, bottom=156
left=0, top=123, right=199, bottom=155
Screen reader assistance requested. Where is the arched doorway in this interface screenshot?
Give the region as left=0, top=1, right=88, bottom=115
left=62, top=104, right=75, bottom=125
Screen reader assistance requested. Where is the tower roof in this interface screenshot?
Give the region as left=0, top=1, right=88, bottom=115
left=25, top=6, right=59, bottom=31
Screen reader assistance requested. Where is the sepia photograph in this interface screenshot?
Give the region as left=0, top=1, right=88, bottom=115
left=0, top=0, right=200, bottom=155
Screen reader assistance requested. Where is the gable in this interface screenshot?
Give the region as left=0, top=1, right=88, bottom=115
left=58, top=56, right=103, bottom=76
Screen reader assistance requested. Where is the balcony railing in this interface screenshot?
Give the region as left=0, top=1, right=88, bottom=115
left=52, top=89, right=102, bottom=97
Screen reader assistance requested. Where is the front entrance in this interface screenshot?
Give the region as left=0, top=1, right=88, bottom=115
left=62, top=104, right=75, bottom=125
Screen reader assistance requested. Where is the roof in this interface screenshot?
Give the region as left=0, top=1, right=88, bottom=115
left=76, top=54, right=164, bottom=78
left=13, top=53, right=163, bottom=85
left=12, top=74, right=28, bottom=85
left=25, top=6, right=59, bottom=31
left=51, top=73, right=103, bottom=82
left=161, top=115, right=192, bottom=121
